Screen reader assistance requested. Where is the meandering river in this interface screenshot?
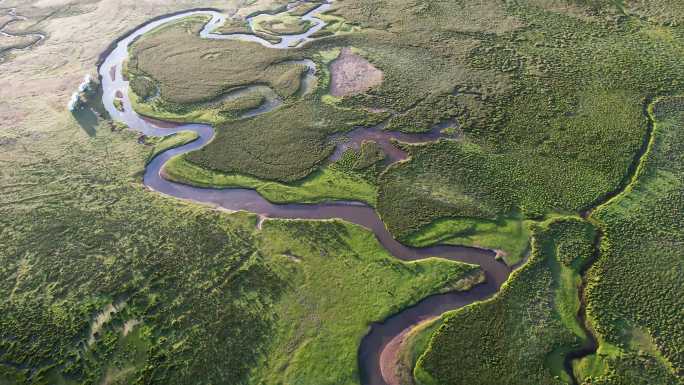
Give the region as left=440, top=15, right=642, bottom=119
left=96, top=3, right=515, bottom=384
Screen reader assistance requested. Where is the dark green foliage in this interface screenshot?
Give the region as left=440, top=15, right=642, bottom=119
left=416, top=218, right=596, bottom=385
left=384, top=93, right=469, bottom=134
left=186, top=98, right=373, bottom=182
left=378, top=140, right=514, bottom=240
left=129, top=75, right=157, bottom=100
left=585, top=96, right=684, bottom=383
left=348, top=141, right=386, bottom=170
left=333, top=140, right=386, bottom=182
left=586, top=353, right=681, bottom=385
left=0, top=129, right=283, bottom=385
left=363, top=0, right=684, bottom=240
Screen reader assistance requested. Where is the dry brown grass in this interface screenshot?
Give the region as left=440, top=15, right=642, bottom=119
left=0, top=34, right=39, bottom=52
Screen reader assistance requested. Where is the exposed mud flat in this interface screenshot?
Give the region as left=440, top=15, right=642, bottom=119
left=330, top=47, right=383, bottom=97
left=379, top=317, right=438, bottom=385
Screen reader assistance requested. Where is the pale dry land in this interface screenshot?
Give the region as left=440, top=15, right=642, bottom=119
left=0, top=0, right=282, bottom=158
left=329, top=47, right=384, bottom=97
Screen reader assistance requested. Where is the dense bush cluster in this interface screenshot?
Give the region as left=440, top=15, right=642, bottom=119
left=369, top=0, right=684, bottom=238
left=377, top=140, right=513, bottom=239
left=415, top=218, right=596, bottom=385
left=129, top=75, right=157, bottom=101
left=332, top=140, right=386, bottom=182
left=185, top=97, right=373, bottom=182
left=585, top=353, right=682, bottom=385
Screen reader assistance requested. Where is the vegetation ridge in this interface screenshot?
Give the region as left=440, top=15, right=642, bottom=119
left=566, top=95, right=660, bottom=385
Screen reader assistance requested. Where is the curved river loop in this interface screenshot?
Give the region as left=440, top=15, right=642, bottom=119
left=96, top=3, right=518, bottom=385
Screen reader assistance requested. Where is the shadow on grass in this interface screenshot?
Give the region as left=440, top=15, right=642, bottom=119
left=72, top=107, right=99, bottom=137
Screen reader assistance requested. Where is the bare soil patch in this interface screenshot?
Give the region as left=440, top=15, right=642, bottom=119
left=329, top=47, right=383, bottom=97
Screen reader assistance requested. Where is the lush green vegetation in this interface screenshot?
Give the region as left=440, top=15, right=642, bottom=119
left=161, top=138, right=388, bottom=206
left=213, top=17, right=250, bottom=34
left=252, top=219, right=481, bottom=385
left=129, top=83, right=268, bottom=124
left=252, top=13, right=313, bottom=36
left=414, top=217, right=596, bottom=385
left=0, top=117, right=479, bottom=385
left=163, top=154, right=378, bottom=205
left=128, top=19, right=385, bottom=182
left=578, top=96, right=684, bottom=384
left=185, top=97, right=374, bottom=181
left=305, top=0, right=679, bottom=256
left=1, top=126, right=281, bottom=385
left=396, top=318, right=443, bottom=385
left=144, top=131, right=199, bottom=163
left=402, top=216, right=531, bottom=265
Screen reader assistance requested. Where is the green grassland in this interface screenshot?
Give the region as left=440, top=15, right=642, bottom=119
left=130, top=84, right=267, bottom=124
left=414, top=217, right=596, bottom=385
left=578, top=96, right=684, bottom=384
left=402, top=216, right=531, bottom=265
left=163, top=155, right=378, bottom=205
left=0, top=118, right=480, bottom=385
left=162, top=137, right=385, bottom=206
left=252, top=219, right=481, bottom=385
left=144, top=131, right=199, bottom=163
